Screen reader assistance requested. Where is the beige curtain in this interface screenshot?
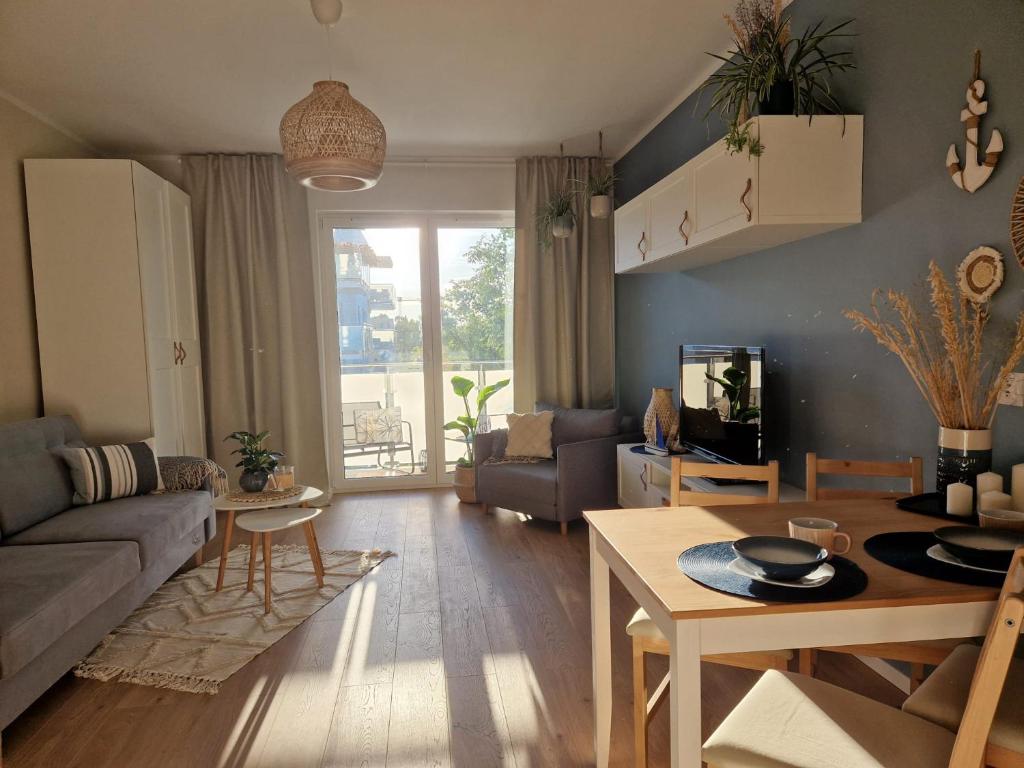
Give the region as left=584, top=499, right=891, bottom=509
left=513, top=157, right=614, bottom=411
left=182, top=155, right=329, bottom=493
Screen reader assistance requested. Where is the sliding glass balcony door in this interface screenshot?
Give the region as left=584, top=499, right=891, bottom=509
left=318, top=214, right=514, bottom=490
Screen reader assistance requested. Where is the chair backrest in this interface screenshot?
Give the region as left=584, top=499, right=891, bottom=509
left=805, top=452, right=923, bottom=501
left=670, top=459, right=780, bottom=507
left=949, top=547, right=1023, bottom=767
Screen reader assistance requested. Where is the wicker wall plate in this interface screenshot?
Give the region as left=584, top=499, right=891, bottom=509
left=225, top=485, right=306, bottom=504
left=957, top=246, right=1004, bottom=303
left=1012, top=177, right=1024, bottom=268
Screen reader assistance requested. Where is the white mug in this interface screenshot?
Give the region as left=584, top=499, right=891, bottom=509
left=788, top=517, right=852, bottom=555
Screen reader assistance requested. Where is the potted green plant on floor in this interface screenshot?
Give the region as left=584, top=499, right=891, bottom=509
left=225, top=430, right=284, bottom=492
left=700, top=0, right=855, bottom=156
left=444, top=375, right=510, bottom=503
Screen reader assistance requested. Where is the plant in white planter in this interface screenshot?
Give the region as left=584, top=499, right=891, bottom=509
left=444, top=374, right=510, bottom=502
left=537, top=188, right=577, bottom=244
left=580, top=167, right=617, bottom=219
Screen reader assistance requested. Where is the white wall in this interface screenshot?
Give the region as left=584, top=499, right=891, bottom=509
left=306, top=161, right=514, bottom=215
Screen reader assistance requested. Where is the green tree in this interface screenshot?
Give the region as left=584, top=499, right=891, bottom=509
left=393, top=315, right=423, bottom=361
left=441, top=229, right=513, bottom=363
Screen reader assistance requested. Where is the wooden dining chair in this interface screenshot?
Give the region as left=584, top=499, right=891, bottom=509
left=630, top=458, right=793, bottom=768
left=804, top=452, right=958, bottom=691
left=703, top=547, right=1024, bottom=768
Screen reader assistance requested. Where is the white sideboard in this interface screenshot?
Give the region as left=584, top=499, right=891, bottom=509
left=617, top=443, right=803, bottom=508
left=614, top=115, right=863, bottom=274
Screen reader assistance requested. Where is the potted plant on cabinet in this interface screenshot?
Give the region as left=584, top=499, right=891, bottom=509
left=444, top=375, right=510, bottom=503
left=225, top=430, right=284, bottom=492
left=700, top=0, right=855, bottom=156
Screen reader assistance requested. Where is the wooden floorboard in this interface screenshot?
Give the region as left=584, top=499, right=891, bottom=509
left=3, top=488, right=908, bottom=767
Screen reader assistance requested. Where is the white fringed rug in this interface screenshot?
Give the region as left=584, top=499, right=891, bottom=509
left=74, top=544, right=394, bottom=694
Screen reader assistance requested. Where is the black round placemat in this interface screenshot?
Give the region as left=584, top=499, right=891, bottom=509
left=864, top=532, right=1005, bottom=587
left=896, top=493, right=979, bottom=526
left=677, top=542, right=868, bottom=602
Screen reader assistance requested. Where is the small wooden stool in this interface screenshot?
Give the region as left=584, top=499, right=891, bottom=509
left=234, top=507, right=326, bottom=614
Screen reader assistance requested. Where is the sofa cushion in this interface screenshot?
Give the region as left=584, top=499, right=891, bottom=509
left=58, top=437, right=164, bottom=505
left=535, top=403, right=621, bottom=449
left=0, top=541, right=140, bottom=678
left=506, top=412, right=554, bottom=458
left=0, top=416, right=82, bottom=539
left=5, top=491, right=210, bottom=569
left=478, top=460, right=557, bottom=507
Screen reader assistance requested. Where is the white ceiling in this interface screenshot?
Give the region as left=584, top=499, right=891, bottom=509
left=0, top=0, right=733, bottom=159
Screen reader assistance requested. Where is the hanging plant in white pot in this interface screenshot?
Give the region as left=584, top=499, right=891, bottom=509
left=538, top=187, right=577, bottom=243
left=583, top=167, right=616, bottom=219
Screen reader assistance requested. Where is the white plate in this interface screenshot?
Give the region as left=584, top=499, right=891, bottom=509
left=926, top=544, right=1007, bottom=575
left=727, top=557, right=835, bottom=588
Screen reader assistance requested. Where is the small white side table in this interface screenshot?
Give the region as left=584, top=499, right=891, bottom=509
left=235, top=507, right=325, bottom=614
left=213, top=485, right=324, bottom=593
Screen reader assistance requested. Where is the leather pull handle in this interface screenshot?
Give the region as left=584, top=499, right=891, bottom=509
left=678, top=210, right=689, bottom=245
left=180, top=342, right=187, bottom=364
left=173, top=341, right=181, bottom=365
left=741, top=178, right=753, bottom=222
left=637, top=232, right=648, bottom=261
left=640, top=462, right=649, bottom=492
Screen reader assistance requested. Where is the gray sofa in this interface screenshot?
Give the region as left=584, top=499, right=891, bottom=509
left=0, top=416, right=216, bottom=736
left=473, top=403, right=641, bottom=533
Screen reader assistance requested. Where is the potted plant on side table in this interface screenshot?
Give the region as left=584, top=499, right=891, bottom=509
left=444, top=375, right=510, bottom=503
left=225, top=430, right=284, bottom=492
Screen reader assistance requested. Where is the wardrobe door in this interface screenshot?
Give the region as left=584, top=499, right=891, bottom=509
left=165, top=184, right=207, bottom=457
left=132, top=164, right=181, bottom=456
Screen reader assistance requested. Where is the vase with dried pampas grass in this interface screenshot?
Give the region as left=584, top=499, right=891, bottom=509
left=845, top=260, right=1024, bottom=494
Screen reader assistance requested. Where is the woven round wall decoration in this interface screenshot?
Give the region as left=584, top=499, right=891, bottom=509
left=957, top=246, right=1004, bottom=303
left=1012, top=177, right=1024, bottom=269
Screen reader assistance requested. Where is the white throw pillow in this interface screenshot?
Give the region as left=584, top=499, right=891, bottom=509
left=505, top=411, right=555, bottom=459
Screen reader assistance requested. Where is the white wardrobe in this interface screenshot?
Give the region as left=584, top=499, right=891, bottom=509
left=25, top=159, right=207, bottom=457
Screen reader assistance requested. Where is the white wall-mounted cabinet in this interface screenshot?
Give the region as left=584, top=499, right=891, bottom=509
left=614, top=116, right=863, bottom=274
left=26, top=159, right=207, bottom=457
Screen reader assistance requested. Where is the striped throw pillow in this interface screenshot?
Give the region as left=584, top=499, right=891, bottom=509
left=59, top=438, right=164, bottom=505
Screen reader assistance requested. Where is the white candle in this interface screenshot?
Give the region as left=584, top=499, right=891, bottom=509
left=946, top=482, right=973, bottom=517
left=1012, top=464, right=1024, bottom=511
left=976, top=471, right=1003, bottom=497
left=980, top=490, right=1013, bottom=512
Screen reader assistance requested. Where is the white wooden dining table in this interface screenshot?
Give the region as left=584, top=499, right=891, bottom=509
left=585, top=499, right=1002, bottom=768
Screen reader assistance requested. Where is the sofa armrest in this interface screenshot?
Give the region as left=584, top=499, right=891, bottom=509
left=473, top=430, right=505, bottom=467
left=555, top=434, right=623, bottom=522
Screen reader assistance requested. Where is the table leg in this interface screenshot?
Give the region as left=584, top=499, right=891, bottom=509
left=263, top=532, right=273, bottom=615
left=216, top=510, right=235, bottom=592
left=669, top=620, right=702, bottom=768
left=590, top=530, right=612, bottom=768
left=247, top=532, right=258, bottom=592
left=303, top=521, right=325, bottom=587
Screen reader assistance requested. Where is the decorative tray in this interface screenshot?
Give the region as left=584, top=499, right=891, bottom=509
left=896, top=492, right=979, bottom=526
left=225, top=485, right=305, bottom=503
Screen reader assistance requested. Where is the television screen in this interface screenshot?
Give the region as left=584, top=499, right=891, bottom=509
left=679, top=345, right=765, bottom=465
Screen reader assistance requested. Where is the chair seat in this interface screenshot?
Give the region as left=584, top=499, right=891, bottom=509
left=626, top=608, right=793, bottom=660
left=902, top=644, right=1024, bottom=754
left=703, top=669, right=956, bottom=768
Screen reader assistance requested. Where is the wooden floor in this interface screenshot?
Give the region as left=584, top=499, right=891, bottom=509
left=4, top=489, right=905, bottom=767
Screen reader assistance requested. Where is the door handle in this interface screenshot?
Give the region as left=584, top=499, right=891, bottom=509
left=637, top=232, right=648, bottom=261
left=640, top=462, right=649, bottom=492
left=173, top=341, right=181, bottom=365
left=740, top=178, right=753, bottom=222
left=678, top=210, right=690, bottom=245
left=180, top=342, right=187, bottom=364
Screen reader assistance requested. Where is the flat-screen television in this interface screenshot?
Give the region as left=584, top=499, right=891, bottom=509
left=679, top=345, right=765, bottom=465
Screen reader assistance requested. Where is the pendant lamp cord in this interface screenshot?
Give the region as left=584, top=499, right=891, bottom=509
left=324, top=24, right=334, bottom=81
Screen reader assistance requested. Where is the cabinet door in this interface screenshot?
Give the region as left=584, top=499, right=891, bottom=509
left=165, top=185, right=207, bottom=457
left=692, top=138, right=758, bottom=246
left=132, top=164, right=180, bottom=454
left=648, top=168, right=693, bottom=260
left=613, top=198, right=650, bottom=273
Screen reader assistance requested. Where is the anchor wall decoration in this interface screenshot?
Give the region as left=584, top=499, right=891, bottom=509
left=946, top=50, right=1003, bottom=194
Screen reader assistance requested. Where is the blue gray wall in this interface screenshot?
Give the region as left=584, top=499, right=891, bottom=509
left=614, top=0, right=1024, bottom=488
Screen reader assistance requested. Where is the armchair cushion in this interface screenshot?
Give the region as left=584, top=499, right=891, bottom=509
left=506, top=412, right=554, bottom=458
left=536, top=402, right=622, bottom=449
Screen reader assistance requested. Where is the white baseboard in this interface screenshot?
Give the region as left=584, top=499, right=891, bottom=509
left=856, top=655, right=911, bottom=694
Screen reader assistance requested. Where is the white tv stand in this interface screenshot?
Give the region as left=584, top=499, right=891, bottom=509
left=616, top=443, right=803, bottom=508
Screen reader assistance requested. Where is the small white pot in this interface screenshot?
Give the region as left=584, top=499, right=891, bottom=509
left=590, top=195, right=612, bottom=219
left=552, top=214, right=574, bottom=239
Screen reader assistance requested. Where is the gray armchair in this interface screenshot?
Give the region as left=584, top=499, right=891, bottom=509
left=473, top=404, right=641, bottom=535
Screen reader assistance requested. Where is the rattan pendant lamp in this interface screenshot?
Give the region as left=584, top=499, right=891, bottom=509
left=280, top=0, right=386, bottom=191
